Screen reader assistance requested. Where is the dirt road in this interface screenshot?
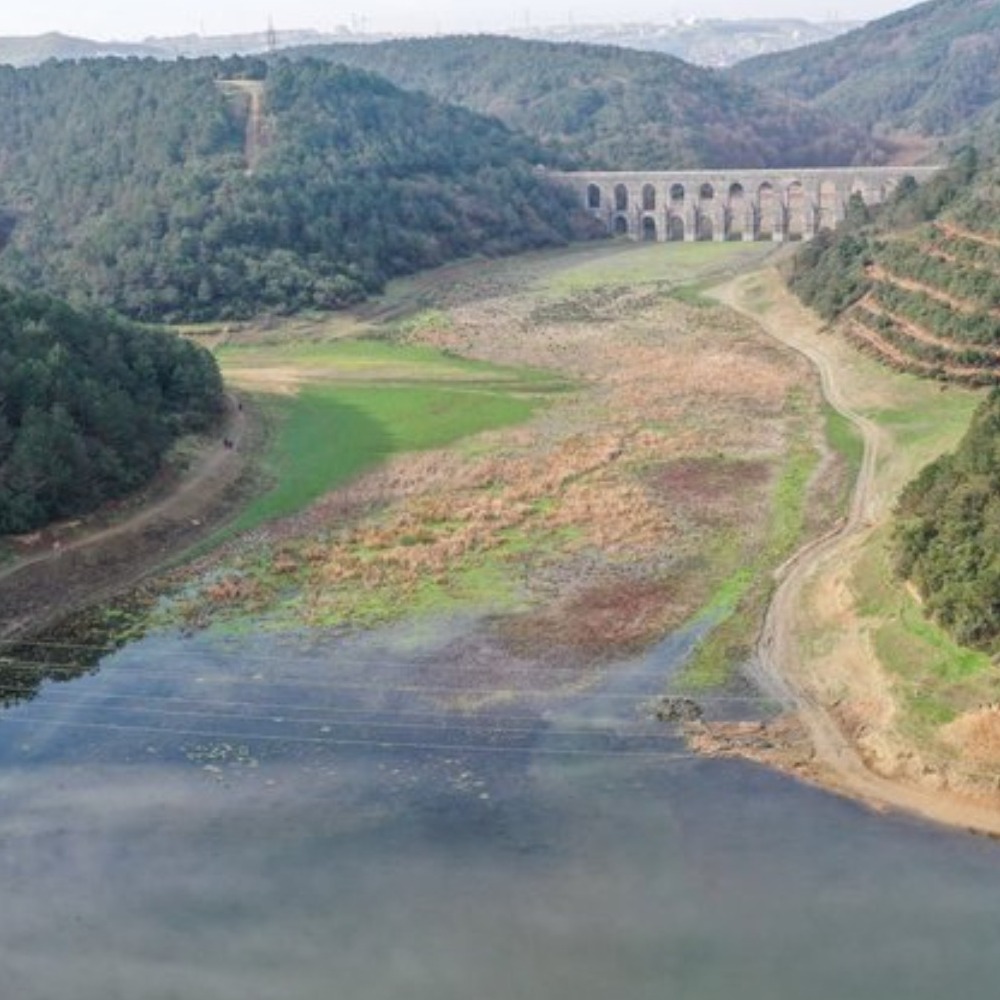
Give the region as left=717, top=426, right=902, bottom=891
left=0, top=396, right=253, bottom=642
left=712, top=271, right=1000, bottom=837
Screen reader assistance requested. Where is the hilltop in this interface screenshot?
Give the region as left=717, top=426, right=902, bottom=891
left=291, top=36, right=880, bottom=170
left=0, top=57, right=586, bottom=322
left=732, top=0, right=1000, bottom=143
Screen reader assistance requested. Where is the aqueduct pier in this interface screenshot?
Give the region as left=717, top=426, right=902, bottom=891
left=551, top=166, right=942, bottom=243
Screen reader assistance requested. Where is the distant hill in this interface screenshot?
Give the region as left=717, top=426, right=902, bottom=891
left=0, top=32, right=157, bottom=66
left=732, top=0, right=1000, bottom=141
left=506, top=18, right=861, bottom=68
left=290, top=35, right=880, bottom=170
left=0, top=29, right=387, bottom=68
left=0, top=57, right=586, bottom=322
left=0, top=19, right=859, bottom=70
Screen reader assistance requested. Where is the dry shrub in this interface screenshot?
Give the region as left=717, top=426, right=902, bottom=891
left=546, top=475, right=674, bottom=552
left=502, top=576, right=685, bottom=659
left=204, top=574, right=264, bottom=605
left=648, top=457, right=771, bottom=522
left=272, top=552, right=299, bottom=575
left=941, top=707, right=1000, bottom=765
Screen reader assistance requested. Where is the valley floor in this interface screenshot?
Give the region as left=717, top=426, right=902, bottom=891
left=3, top=242, right=998, bottom=837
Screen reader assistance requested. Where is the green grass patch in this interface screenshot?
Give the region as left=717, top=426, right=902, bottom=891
left=824, top=403, right=864, bottom=479
left=296, top=554, right=526, bottom=631
left=228, top=383, right=539, bottom=535
left=218, top=337, right=533, bottom=381
left=866, top=386, right=979, bottom=462
left=668, top=284, right=715, bottom=308
left=542, top=241, right=766, bottom=296
left=851, top=531, right=994, bottom=738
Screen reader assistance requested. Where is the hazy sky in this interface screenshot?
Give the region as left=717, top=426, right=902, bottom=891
left=1, top=1, right=919, bottom=41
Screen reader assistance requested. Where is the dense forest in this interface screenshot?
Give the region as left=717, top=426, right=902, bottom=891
left=895, top=388, right=1000, bottom=650
left=0, top=57, right=588, bottom=322
left=732, top=0, right=1000, bottom=141
left=293, top=36, right=879, bottom=170
left=0, top=288, right=224, bottom=534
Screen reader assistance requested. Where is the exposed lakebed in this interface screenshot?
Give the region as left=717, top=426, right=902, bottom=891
left=1, top=619, right=999, bottom=1000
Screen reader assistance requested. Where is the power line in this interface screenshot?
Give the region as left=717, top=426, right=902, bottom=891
left=0, top=661, right=774, bottom=703
left=0, top=714, right=698, bottom=761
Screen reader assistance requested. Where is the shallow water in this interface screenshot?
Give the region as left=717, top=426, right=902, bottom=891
left=1, top=620, right=999, bottom=1000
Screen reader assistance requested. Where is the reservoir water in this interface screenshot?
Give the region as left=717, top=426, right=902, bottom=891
left=1, top=619, right=998, bottom=999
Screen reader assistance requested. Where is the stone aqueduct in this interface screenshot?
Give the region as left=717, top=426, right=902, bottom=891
left=552, top=166, right=941, bottom=243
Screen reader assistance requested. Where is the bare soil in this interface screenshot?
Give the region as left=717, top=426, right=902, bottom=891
left=0, top=396, right=256, bottom=643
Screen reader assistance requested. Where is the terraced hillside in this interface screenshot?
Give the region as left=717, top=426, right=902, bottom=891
left=848, top=223, right=1000, bottom=383
left=789, top=152, right=1000, bottom=384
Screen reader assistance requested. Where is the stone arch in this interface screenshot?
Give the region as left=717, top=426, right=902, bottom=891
left=727, top=182, right=747, bottom=241
left=697, top=211, right=714, bottom=242
left=700, top=182, right=715, bottom=201
left=642, top=184, right=657, bottom=212
left=670, top=183, right=685, bottom=203
left=757, top=181, right=778, bottom=240
left=850, top=178, right=870, bottom=208
left=785, top=181, right=806, bottom=241
left=818, top=180, right=839, bottom=232
left=613, top=214, right=629, bottom=236
left=641, top=215, right=657, bottom=242
left=614, top=184, right=629, bottom=212
left=668, top=215, right=685, bottom=242
left=587, top=183, right=602, bottom=210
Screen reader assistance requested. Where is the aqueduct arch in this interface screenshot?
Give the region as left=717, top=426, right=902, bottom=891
left=551, top=166, right=941, bottom=243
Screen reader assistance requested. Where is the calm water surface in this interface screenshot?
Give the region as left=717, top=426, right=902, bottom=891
left=0, top=619, right=998, bottom=1000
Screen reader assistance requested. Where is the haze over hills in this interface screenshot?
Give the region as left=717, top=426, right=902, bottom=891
left=289, top=36, right=880, bottom=170
left=732, top=0, right=1000, bottom=141
left=0, top=18, right=861, bottom=70
left=505, top=18, right=861, bottom=67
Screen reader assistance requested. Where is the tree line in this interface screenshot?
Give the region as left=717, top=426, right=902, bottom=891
left=0, top=288, right=224, bottom=534
left=895, top=388, right=1000, bottom=650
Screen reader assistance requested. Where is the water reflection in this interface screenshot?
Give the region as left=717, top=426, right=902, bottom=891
left=0, top=620, right=998, bottom=999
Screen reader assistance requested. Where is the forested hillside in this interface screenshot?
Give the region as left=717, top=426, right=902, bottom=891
left=895, top=388, right=1000, bottom=649
left=0, top=57, right=586, bottom=322
left=788, top=149, right=1000, bottom=382
left=292, top=36, right=879, bottom=170
left=732, top=0, right=1000, bottom=141
left=789, top=146, right=1000, bottom=650
left=0, top=289, right=224, bottom=534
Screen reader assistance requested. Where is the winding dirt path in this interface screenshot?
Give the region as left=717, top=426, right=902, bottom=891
left=711, top=272, right=1000, bottom=837
left=0, top=396, right=253, bottom=642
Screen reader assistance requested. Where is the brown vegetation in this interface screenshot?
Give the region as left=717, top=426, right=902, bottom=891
left=178, top=251, right=820, bottom=668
